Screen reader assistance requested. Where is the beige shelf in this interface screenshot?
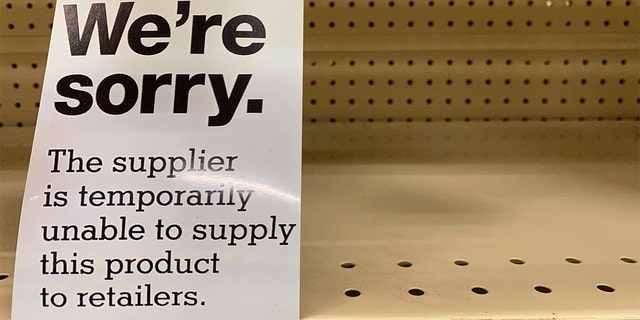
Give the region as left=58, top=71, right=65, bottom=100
left=1, top=0, right=639, bottom=318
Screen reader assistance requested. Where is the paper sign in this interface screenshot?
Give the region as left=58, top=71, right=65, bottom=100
left=12, top=1, right=302, bottom=319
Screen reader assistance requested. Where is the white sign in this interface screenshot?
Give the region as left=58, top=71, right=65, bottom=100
left=12, top=1, right=302, bottom=319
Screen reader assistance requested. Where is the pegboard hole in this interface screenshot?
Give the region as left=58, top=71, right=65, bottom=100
left=408, top=288, right=425, bottom=296
left=620, top=257, right=637, bottom=264
left=510, top=258, right=525, bottom=265
left=565, top=257, right=582, bottom=264
left=341, top=262, right=356, bottom=269
left=534, top=286, right=552, bottom=294
left=597, top=285, right=615, bottom=293
left=344, top=289, right=361, bottom=297
left=471, top=287, right=488, bottom=295
left=454, top=260, right=469, bottom=266
left=397, top=261, right=413, bottom=268
left=0, top=274, right=9, bottom=281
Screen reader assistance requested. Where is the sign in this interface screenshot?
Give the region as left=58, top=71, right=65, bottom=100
left=12, top=1, right=302, bottom=319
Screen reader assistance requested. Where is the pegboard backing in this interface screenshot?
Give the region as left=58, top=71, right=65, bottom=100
left=304, top=49, right=639, bottom=122
left=303, top=0, right=639, bottom=122
left=1, top=0, right=639, bottom=126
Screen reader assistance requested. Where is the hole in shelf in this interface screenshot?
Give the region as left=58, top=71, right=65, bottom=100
left=597, top=285, right=615, bottom=293
left=565, top=257, right=582, bottom=264
left=341, top=262, right=356, bottom=269
left=0, top=274, right=9, bottom=281
left=534, top=286, right=552, bottom=294
left=471, top=287, right=488, bottom=295
left=454, top=260, right=469, bottom=266
left=621, top=257, right=637, bottom=264
left=397, top=261, right=413, bottom=268
left=408, top=288, right=425, bottom=296
left=510, top=258, right=525, bottom=265
left=344, top=289, right=361, bottom=297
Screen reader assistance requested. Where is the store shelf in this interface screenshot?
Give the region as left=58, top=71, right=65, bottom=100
left=1, top=0, right=639, bottom=318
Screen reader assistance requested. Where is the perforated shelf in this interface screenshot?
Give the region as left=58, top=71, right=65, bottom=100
left=1, top=0, right=639, bottom=319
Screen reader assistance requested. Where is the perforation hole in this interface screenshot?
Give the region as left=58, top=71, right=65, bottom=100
left=534, top=286, right=552, bottom=294
left=471, top=287, right=488, bottom=295
left=0, top=274, right=9, bottom=281
left=621, top=257, right=637, bottom=264
left=408, top=288, right=425, bottom=296
left=344, top=289, right=361, bottom=297
left=454, top=260, right=469, bottom=266
left=397, top=261, right=413, bottom=268
left=597, top=285, right=615, bottom=293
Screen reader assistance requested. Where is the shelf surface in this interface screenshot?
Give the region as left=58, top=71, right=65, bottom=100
left=2, top=123, right=639, bottom=319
